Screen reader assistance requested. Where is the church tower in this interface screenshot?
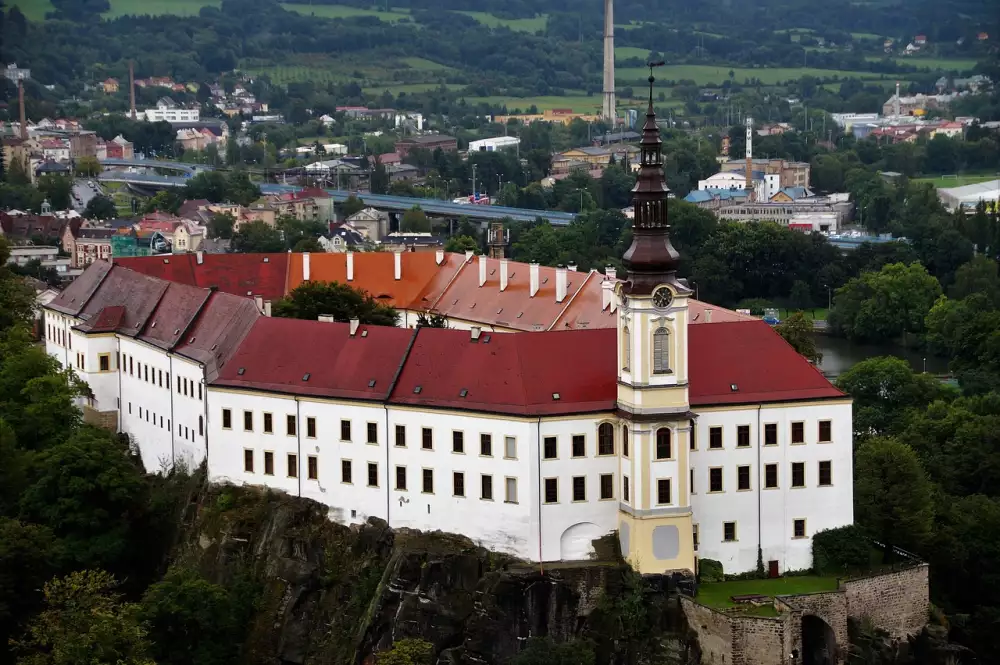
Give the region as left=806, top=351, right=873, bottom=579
left=615, top=66, right=695, bottom=575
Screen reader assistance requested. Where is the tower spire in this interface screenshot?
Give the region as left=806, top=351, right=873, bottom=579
left=621, top=63, right=680, bottom=295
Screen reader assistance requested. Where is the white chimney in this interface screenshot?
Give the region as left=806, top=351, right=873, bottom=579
left=471, top=326, right=481, bottom=341
left=302, top=252, right=311, bottom=281
left=500, top=259, right=509, bottom=292
left=555, top=266, right=568, bottom=303
left=253, top=295, right=263, bottom=312
left=263, top=301, right=272, bottom=317
left=601, top=279, right=613, bottom=310
left=705, top=308, right=713, bottom=323
left=465, top=249, right=474, bottom=262
left=196, top=250, right=204, bottom=265
left=349, top=318, right=360, bottom=336
left=435, top=249, right=444, bottom=265
left=394, top=251, right=402, bottom=280
left=605, top=266, right=616, bottom=280
left=346, top=251, right=354, bottom=281
left=529, top=263, right=540, bottom=297
left=478, top=255, right=487, bottom=287
left=567, top=263, right=578, bottom=272
left=318, top=314, right=335, bottom=323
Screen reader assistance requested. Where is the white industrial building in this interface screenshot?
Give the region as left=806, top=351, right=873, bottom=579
left=41, top=100, right=853, bottom=577
left=469, top=136, right=520, bottom=152
left=937, top=179, right=1000, bottom=212
left=698, top=171, right=781, bottom=203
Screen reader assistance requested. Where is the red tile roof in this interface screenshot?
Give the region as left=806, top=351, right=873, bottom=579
left=139, top=282, right=212, bottom=350
left=214, top=317, right=414, bottom=400
left=688, top=321, right=843, bottom=405
left=76, top=268, right=169, bottom=336
left=174, top=291, right=261, bottom=381
left=87, top=305, right=126, bottom=332
left=49, top=260, right=113, bottom=315
left=115, top=253, right=290, bottom=301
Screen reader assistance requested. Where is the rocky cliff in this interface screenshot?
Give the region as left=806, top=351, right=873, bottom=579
left=169, top=485, right=699, bottom=665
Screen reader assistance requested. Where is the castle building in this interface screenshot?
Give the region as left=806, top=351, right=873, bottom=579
left=40, top=76, right=853, bottom=576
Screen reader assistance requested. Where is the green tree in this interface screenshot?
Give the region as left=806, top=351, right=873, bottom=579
left=19, top=428, right=146, bottom=571
left=231, top=220, right=285, bottom=253
left=5, top=156, right=31, bottom=186
left=377, top=638, right=433, bottom=665
left=207, top=212, right=235, bottom=240
left=36, top=175, right=72, bottom=211
left=0, top=239, right=35, bottom=334
left=293, top=237, right=324, bottom=253
left=788, top=279, right=813, bottom=311
left=143, top=189, right=183, bottom=215
left=12, top=570, right=155, bottom=665
left=949, top=255, right=1000, bottom=306
left=74, top=156, right=101, bottom=177
left=416, top=311, right=448, bottom=328
left=272, top=281, right=398, bottom=327
left=371, top=160, right=390, bottom=195
left=277, top=215, right=327, bottom=251
left=510, top=637, right=596, bottom=665
left=444, top=235, right=479, bottom=254
left=775, top=312, right=822, bottom=363
left=83, top=195, right=117, bottom=220
left=854, top=437, right=935, bottom=555
left=0, top=519, right=62, bottom=657
left=340, top=194, right=365, bottom=218
left=400, top=206, right=431, bottom=233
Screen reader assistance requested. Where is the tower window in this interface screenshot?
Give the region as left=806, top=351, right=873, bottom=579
left=652, top=327, right=670, bottom=374
left=598, top=423, right=614, bottom=455
left=656, top=428, right=671, bottom=459
left=621, top=326, right=631, bottom=371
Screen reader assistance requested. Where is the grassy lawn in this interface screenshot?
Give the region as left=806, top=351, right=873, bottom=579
left=363, top=82, right=462, bottom=95
left=456, top=10, right=547, bottom=32
left=399, top=57, right=452, bottom=71
left=616, top=46, right=654, bottom=60
left=851, top=31, right=883, bottom=39
left=863, top=55, right=979, bottom=71
left=466, top=94, right=602, bottom=113
left=915, top=173, right=1000, bottom=188
left=698, top=576, right=840, bottom=615
left=282, top=3, right=411, bottom=21
left=103, top=0, right=219, bottom=18
left=778, top=307, right=829, bottom=321
left=617, top=64, right=897, bottom=85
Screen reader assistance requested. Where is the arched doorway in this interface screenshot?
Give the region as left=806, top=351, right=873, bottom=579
left=559, top=522, right=603, bottom=560
left=801, top=614, right=837, bottom=665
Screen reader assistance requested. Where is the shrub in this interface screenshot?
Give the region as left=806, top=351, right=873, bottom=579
left=812, top=525, right=871, bottom=575
left=698, top=558, right=724, bottom=583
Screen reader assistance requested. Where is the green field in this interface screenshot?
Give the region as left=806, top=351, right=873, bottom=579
left=915, top=174, right=1000, bottom=189
left=456, top=10, right=547, bottom=32
left=851, top=31, right=884, bottom=39
left=7, top=0, right=55, bottom=21
left=398, top=57, right=452, bottom=71
left=864, top=55, right=979, bottom=71
left=697, top=576, right=839, bottom=615
left=467, top=94, right=602, bottom=113
left=615, top=47, right=654, bottom=60
left=104, top=0, right=219, bottom=17
left=282, top=3, right=411, bottom=21
left=617, top=64, right=896, bottom=85
left=363, top=82, right=462, bottom=95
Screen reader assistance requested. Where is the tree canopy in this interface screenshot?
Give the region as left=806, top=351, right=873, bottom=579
left=272, top=281, right=399, bottom=327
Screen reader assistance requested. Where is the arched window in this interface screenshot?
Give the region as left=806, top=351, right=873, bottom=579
left=598, top=423, right=614, bottom=456
left=623, top=426, right=629, bottom=457
left=656, top=428, right=671, bottom=460
left=622, top=326, right=631, bottom=371
left=652, top=327, right=670, bottom=374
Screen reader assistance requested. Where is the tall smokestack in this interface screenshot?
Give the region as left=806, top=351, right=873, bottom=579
left=894, top=81, right=900, bottom=117
left=745, top=116, right=753, bottom=201
left=18, top=80, right=27, bottom=140
left=129, top=61, right=136, bottom=121
left=601, top=0, right=616, bottom=123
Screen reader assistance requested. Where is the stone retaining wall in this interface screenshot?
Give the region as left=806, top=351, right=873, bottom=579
left=843, top=564, right=929, bottom=639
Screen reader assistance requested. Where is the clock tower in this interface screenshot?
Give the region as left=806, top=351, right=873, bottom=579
left=615, top=66, right=695, bottom=575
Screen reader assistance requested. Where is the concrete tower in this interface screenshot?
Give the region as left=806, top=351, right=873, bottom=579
left=745, top=116, right=754, bottom=201
left=129, top=61, right=137, bottom=121
left=602, top=0, right=616, bottom=123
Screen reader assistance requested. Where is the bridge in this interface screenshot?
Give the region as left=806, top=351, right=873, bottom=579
left=260, top=185, right=578, bottom=225
left=98, top=171, right=189, bottom=188
left=99, top=158, right=211, bottom=174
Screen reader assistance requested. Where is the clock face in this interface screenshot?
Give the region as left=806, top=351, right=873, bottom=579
left=652, top=287, right=673, bottom=309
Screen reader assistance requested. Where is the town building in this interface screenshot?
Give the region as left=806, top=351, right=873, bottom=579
left=43, top=84, right=853, bottom=577
left=937, top=179, right=1000, bottom=212
left=697, top=171, right=781, bottom=203
left=102, top=78, right=120, bottom=94
left=469, top=136, right=520, bottom=152
left=267, top=188, right=335, bottom=223
left=62, top=226, right=114, bottom=267
left=394, top=134, right=458, bottom=158
left=720, top=158, right=810, bottom=189
left=5, top=245, right=76, bottom=279
left=344, top=207, right=388, bottom=240
left=493, top=109, right=601, bottom=126
left=143, top=98, right=200, bottom=124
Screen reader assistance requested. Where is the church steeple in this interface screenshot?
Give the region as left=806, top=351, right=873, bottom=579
left=622, top=64, right=681, bottom=295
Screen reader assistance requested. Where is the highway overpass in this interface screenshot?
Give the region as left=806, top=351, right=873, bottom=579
left=99, top=158, right=211, bottom=174
left=98, top=171, right=189, bottom=188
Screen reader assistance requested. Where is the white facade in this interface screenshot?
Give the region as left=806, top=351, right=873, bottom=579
left=469, top=136, right=520, bottom=152
left=143, top=107, right=200, bottom=123
left=698, top=171, right=780, bottom=202
left=788, top=211, right=839, bottom=233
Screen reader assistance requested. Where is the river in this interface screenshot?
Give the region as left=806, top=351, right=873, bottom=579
left=812, top=334, right=951, bottom=379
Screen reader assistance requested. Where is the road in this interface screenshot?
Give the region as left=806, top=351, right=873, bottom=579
left=71, top=179, right=102, bottom=212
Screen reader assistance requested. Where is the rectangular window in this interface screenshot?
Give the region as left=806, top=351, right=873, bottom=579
left=395, top=466, right=407, bottom=490
left=342, top=460, right=353, bottom=483
left=182, top=377, right=186, bottom=395
left=764, top=423, right=778, bottom=446
left=287, top=454, right=298, bottom=478
left=765, top=463, right=778, bottom=489
left=504, top=436, right=517, bottom=459
left=286, top=415, right=296, bottom=436
left=693, top=525, right=700, bottom=551
left=793, top=519, right=806, bottom=538
left=453, top=472, right=465, bottom=497
left=505, top=477, right=518, bottom=503
left=723, top=522, right=737, bottom=542
left=263, top=451, right=274, bottom=476
left=166, top=373, right=170, bottom=390
left=600, top=474, right=613, bottom=500
left=572, top=476, right=586, bottom=502
left=791, top=421, right=805, bottom=444
left=818, top=420, right=832, bottom=443
left=792, top=462, right=805, bottom=488
left=657, top=478, right=671, bottom=505
left=480, top=433, right=492, bottom=456
left=395, top=425, right=406, bottom=447
left=198, top=384, right=203, bottom=401
left=421, top=428, right=433, bottom=450
left=367, top=422, right=378, bottom=444
left=422, top=469, right=434, bottom=494
left=452, top=431, right=464, bottom=453
left=819, top=461, right=832, bottom=486
left=690, top=468, right=695, bottom=493
left=623, top=476, right=630, bottom=502
left=307, top=417, right=316, bottom=438
left=340, top=419, right=351, bottom=441
left=543, top=436, right=557, bottom=459
left=222, top=408, right=232, bottom=429
left=158, top=370, right=162, bottom=386
left=572, top=435, right=586, bottom=458
left=367, top=462, right=378, bottom=487
left=737, top=425, right=750, bottom=448
left=737, top=465, right=751, bottom=490
left=481, top=475, right=493, bottom=500
left=129, top=357, right=133, bottom=376
left=144, top=365, right=148, bottom=382
left=544, top=478, right=558, bottom=503
left=709, top=426, right=723, bottom=449
left=99, top=354, right=110, bottom=371
left=263, top=413, right=273, bottom=434
left=308, top=456, right=318, bottom=480
left=243, top=410, right=253, bottom=432
left=199, top=416, right=203, bottom=436
left=709, top=467, right=723, bottom=492
left=244, top=449, right=254, bottom=473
